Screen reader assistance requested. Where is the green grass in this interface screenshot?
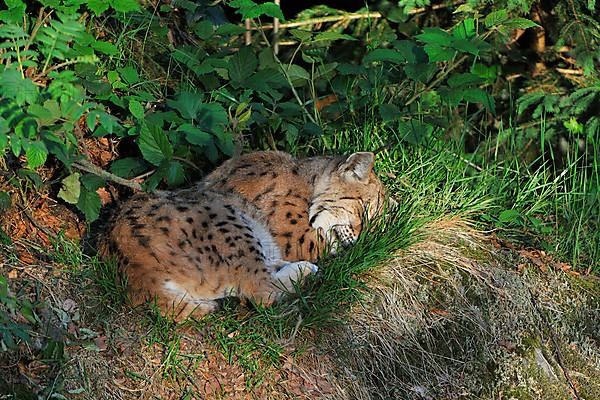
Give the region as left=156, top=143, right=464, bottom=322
left=127, top=119, right=598, bottom=387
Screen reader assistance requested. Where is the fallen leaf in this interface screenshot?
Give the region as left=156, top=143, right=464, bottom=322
left=95, top=336, right=108, bottom=352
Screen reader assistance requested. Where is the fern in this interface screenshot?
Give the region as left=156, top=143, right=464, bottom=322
left=36, top=16, right=86, bottom=72
left=516, top=91, right=544, bottom=115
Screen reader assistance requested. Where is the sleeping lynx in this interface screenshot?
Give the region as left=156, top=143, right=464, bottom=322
left=102, top=151, right=391, bottom=320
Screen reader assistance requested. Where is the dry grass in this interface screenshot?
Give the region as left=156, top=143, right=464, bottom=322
left=325, top=217, right=600, bottom=399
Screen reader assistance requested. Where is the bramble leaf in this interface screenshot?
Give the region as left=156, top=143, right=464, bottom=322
left=77, top=186, right=101, bottom=221
left=178, top=123, right=212, bottom=146
left=138, top=124, right=173, bottom=166
left=110, top=157, right=147, bottom=178
left=24, top=140, right=48, bottom=169
left=58, top=173, right=81, bottom=204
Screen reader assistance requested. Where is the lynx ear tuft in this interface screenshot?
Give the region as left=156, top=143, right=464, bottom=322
left=340, top=152, right=374, bottom=183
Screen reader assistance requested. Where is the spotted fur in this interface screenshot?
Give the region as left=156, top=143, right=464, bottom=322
left=102, top=151, right=391, bottom=320
left=205, top=151, right=391, bottom=258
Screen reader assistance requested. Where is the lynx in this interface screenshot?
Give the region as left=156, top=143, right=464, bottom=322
left=102, top=151, right=391, bottom=320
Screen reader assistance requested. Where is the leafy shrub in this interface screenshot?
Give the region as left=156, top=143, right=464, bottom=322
left=1, top=0, right=507, bottom=221
left=0, top=0, right=597, bottom=269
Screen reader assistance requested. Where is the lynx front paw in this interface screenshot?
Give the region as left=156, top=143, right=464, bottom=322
left=275, top=261, right=318, bottom=282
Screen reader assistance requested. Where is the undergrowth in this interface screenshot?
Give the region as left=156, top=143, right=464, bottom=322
left=1, top=0, right=599, bottom=398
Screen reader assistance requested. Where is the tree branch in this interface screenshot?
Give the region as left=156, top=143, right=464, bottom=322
left=72, top=160, right=143, bottom=191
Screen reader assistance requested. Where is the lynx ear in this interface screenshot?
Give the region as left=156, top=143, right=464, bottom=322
left=340, top=152, right=374, bottom=183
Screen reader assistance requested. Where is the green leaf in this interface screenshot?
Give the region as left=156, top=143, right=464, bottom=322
left=166, top=160, right=185, bottom=187
left=29, top=100, right=60, bottom=125
left=501, top=18, right=539, bottom=30
left=80, top=174, right=105, bottom=191
left=313, top=31, right=356, bottom=42
left=97, top=112, right=121, bottom=135
left=215, top=23, right=246, bottom=36
left=0, top=227, right=11, bottom=245
left=14, top=117, right=37, bottom=140
left=228, top=46, right=257, bottom=84
left=110, top=0, right=141, bottom=13
left=58, top=173, right=81, bottom=204
left=393, top=40, right=426, bottom=64
left=196, top=104, right=228, bottom=135
left=230, top=0, right=285, bottom=20
left=563, top=117, right=584, bottom=135
left=471, top=63, right=498, bottom=82
left=77, top=186, right=101, bottom=221
left=363, top=49, right=406, bottom=64
left=110, top=157, right=147, bottom=178
left=415, top=28, right=452, bottom=45
left=450, top=38, right=480, bottom=55
left=10, top=130, right=22, bottom=157
left=447, top=73, right=484, bottom=88
left=301, top=122, right=323, bottom=137
left=498, top=209, right=521, bottom=224
left=379, top=104, right=400, bottom=122
left=167, top=91, right=204, bottom=119
left=290, top=29, right=313, bottom=42
left=194, top=20, right=214, bottom=40
left=462, top=88, right=496, bottom=113
left=0, top=191, right=11, bottom=211
left=404, top=63, right=437, bottom=84
left=92, top=40, right=118, bottom=55
left=452, top=18, right=476, bottom=39
left=516, top=92, right=545, bottom=115
left=138, top=123, right=173, bottom=166
left=42, top=132, right=72, bottom=167
left=0, top=131, right=7, bottom=152
left=398, top=120, right=434, bottom=145
left=87, top=0, right=110, bottom=15
left=484, top=10, right=508, bottom=28
left=283, top=64, right=310, bottom=87
left=203, top=141, right=219, bottom=163
left=178, top=123, right=212, bottom=146
left=216, top=133, right=235, bottom=156
left=0, top=0, right=26, bottom=24
left=254, top=3, right=285, bottom=20
left=424, top=44, right=456, bottom=62
left=128, top=100, right=145, bottom=119
left=117, top=65, right=139, bottom=84
left=24, top=140, right=48, bottom=169
left=0, top=68, right=39, bottom=105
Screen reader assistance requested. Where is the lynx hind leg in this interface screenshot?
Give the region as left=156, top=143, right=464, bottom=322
left=130, top=281, right=220, bottom=322
left=273, top=261, right=319, bottom=292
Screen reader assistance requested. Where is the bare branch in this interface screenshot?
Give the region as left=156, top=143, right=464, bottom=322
left=72, top=160, right=143, bottom=191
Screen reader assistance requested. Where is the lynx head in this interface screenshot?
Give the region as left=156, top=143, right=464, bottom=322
left=309, top=152, right=395, bottom=252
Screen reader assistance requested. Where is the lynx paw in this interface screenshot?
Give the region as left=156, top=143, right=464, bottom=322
left=275, top=261, right=319, bottom=281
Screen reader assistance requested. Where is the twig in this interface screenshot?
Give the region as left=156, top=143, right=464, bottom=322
left=16, top=203, right=55, bottom=238
left=33, top=59, right=81, bottom=81
left=244, top=19, right=251, bottom=45
left=246, top=2, right=463, bottom=31
left=273, top=0, right=280, bottom=55
left=556, top=68, right=583, bottom=76
left=173, top=156, right=202, bottom=172
left=72, top=160, right=143, bottom=191
left=246, top=12, right=383, bottom=31
left=24, top=7, right=52, bottom=53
